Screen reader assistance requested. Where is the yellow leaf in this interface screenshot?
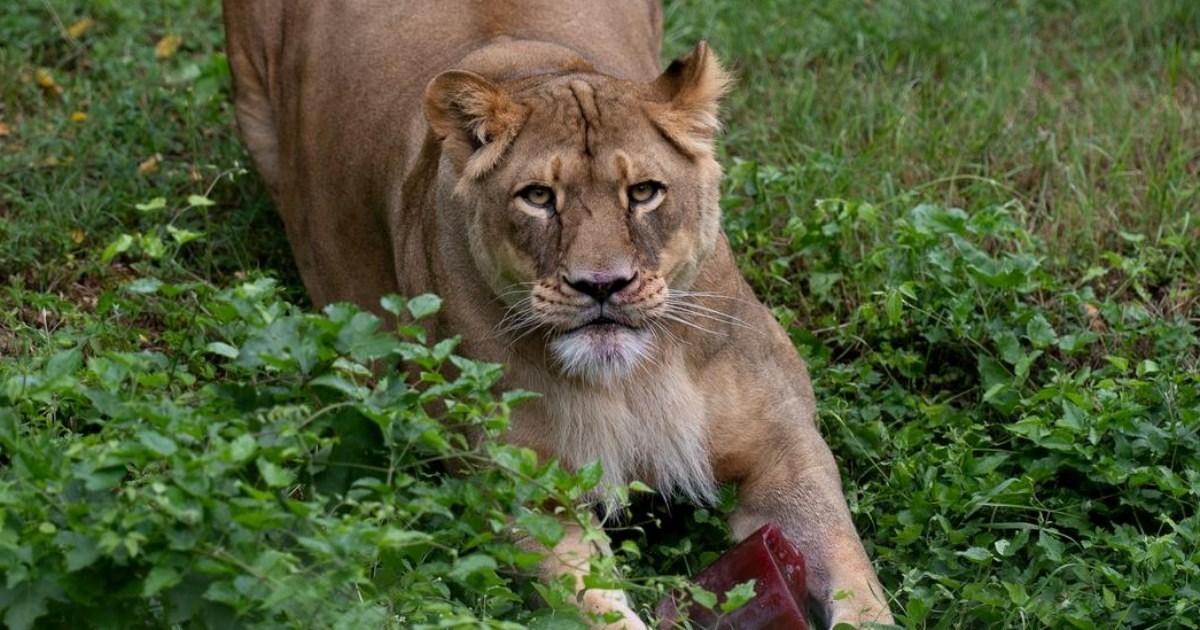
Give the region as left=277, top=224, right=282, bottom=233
left=35, top=69, right=56, bottom=88
left=70, top=111, right=88, bottom=122
left=67, top=18, right=96, bottom=40
left=0, top=122, right=10, bottom=137
left=138, top=153, right=163, bottom=175
left=69, top=229, right=85, bottom=245
left=34, top=69, right=63, bottom=99
left=154, top=34, right=182, bottom=60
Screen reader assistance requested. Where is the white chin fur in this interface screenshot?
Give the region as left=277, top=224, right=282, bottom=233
left=550, top=325, right=652, bottom=384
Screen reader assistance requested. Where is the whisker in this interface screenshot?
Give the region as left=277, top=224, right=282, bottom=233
left=657, top=312, right=726, bottom=337
left=647, top=317, right=686, bottom=347
left=665, top=299, right=746, bottom=321
left=668, top=289, right=756, bottom=306
left=490, top=282, right=538, bottom=305
left=489, top=297, right=541, bottom=341
left=664, top=301, right=757, bottom=331
left=493, top=318, right=539, bottom=343
left=493, top=298, right=532, bottom=327
left=505, top=318, right=548, bottom=347
left=638, top=333, right=663, bottom=368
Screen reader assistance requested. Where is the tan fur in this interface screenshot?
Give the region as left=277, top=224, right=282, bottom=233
left=223, top=1, right=893, bottom=627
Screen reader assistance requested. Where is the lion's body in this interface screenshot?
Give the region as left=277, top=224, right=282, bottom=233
left=223, top=1, right=892, bottom=627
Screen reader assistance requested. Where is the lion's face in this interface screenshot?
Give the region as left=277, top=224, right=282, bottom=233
left=426, top=45, right=729, bottom=382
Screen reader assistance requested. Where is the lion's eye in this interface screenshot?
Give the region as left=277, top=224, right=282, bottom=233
left=628, top=181, right=664, bottom=206
left=518, top=185, right=555, bottom=210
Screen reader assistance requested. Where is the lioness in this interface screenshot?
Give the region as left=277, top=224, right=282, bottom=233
left=222, top=1, right=893, bottom=627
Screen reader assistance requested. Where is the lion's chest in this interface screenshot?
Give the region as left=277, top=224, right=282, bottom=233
left=532, top=359, right=716, bottom=510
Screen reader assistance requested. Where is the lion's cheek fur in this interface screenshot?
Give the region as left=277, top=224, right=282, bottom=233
left=657, top=188, right=722, bottom=289
left=464, top=201, right=541, bottom=299
left=465, top=216, right=502, bottom=294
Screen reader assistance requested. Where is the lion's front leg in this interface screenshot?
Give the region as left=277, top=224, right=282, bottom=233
left=517, top=512, right=647, bottom=630
left=725, top=423, right=894, bottom=628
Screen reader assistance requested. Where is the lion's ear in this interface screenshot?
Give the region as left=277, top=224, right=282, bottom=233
left=647, top=41, right=732, bottom=158
left=424, top=71, right=526, bottom=178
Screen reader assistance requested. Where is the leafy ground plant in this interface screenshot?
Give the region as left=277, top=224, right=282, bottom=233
left=722, top=162, right=1198, bottom=626
left=3, top=0, right=1199, bottom=628
left=1, top=281, right=619, bottom=628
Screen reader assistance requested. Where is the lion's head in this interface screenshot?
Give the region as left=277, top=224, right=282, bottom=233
left=425, top=43, right=730, bottom=383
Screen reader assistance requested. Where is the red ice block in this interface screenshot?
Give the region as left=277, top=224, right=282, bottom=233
left=655, top=523, right=809, bottom=629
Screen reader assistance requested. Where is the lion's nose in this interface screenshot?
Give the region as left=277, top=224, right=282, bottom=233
left=565, top=270, right=636, bottom=302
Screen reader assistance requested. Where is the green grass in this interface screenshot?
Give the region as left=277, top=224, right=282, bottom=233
left=2, top=1, right=1198, bottom=628
left=678, top=0, right=1200, bottom=245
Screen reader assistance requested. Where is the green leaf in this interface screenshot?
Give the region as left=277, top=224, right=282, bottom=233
left=82, top=467, right=126, bottom=491
left=186, top=194, right=215, bottom=207
left=380, top=294, right=406, bottom=316
left=1058, top=402, right=1087, bottom=433
left=1026, top=314, right=1057, bottom=348
left=628, top=480, right=653, bottom=493
left=1038, top=530, right=1065, bottom=562
left=310, top=374, right=365, bottom=398
left=687, top=584, right=718, bottom=610
left=166, top=224, right=203, bottom=244
left=406, top=294, right=443, bottom=320
left=448, top=554, right=498, bottom=583
left=141, top=233, right=166, bottom=259
left=1105, top=355, right=1130, bottom=373
left=720, top=579, right=757, bottom=613
left=0, top=579, right=55, bottom=630
left=139, top=430, right=178, bottom=456
left=56, top=532, right=100, bottom=571
left=227, top=434, right=257, bottom=464
left=517, top=511, right=565, bottom=547
left=910, top=203, right=969, bottom=236
left=125, top=277, right=163, bottom=294
left=1117, top=230, right=1145, bottom=243
left=337, top=311, right=399, bottom=361
left=1002, top=581, right=1029, bottom=606
left=577, top=460, right=603, bottom=490
left=256, top=458, right=292, bottom=488
left=45, top=347, right=82, bottom=380
left=995, top=331, right=1023, bottom=365
left=378, top=529, right=433, bottom=548
left=959, top=546, right=992, bottom=563
left=143, top=566, right=182, bottom=596
left=501, top=389, right=541, bottom=406
left=205, top=342, right=239, bottom=359
left=1013, top=349, right=1041, bottom=386
left=885, top=289, right=904, bottom=324
left=134, top=197, right=167, bottom=212
left=977, top=355, right=1011, bottom=390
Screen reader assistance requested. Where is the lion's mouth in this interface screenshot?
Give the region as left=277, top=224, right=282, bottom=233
left=565, top=315, right=633, bottom=334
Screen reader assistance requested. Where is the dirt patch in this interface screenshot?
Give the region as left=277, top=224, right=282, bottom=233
left=0, top=328, right=22, bottom=357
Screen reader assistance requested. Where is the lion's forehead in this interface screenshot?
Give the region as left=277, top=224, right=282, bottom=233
left=516, top=76, right=664, bottom=175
